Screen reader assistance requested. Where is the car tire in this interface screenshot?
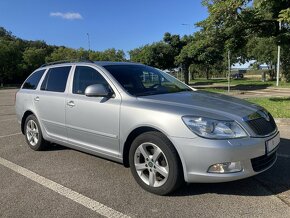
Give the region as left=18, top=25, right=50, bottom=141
left=129, top=131, right=184, bottom=195
left=24, top=114, right=48, bottom=151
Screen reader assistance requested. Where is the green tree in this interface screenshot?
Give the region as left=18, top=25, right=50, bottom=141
left=0, top=26, right=127, bottom=85
left=89, top=48, right=126, bottom=61
left=176, top=31, right=224, bottom=81
left=163, top=32, right=187, bottom=57
left=102, top=48, right=126, bottom=61
left=45, top=47, right=79, bottom=62
left=0, top=39, right=22, bottom=86
left=279, top=8, right=290, bottom=22
left=129, top=42, right=175, bottom=70
left=247, top=37, right=277, bottom=79
left=199, top=0, right=290, bottom=79
left=22, top=47, right=47, bottom=72
left=0, top=27, right=15, bottom=40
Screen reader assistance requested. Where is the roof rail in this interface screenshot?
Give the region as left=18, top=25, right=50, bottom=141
left=40, top=59, right=94, bottom=67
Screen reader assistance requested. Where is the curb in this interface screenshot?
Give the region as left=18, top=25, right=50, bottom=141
left=274, top=118, right=290, bottom=126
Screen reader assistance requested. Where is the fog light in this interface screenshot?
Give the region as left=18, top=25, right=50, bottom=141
left=208, top=161, right=242, bottom=173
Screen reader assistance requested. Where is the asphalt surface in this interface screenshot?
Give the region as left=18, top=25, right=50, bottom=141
left=193, top=85, right=290, bottom=99
left=0, top=89, right=290, bottom=218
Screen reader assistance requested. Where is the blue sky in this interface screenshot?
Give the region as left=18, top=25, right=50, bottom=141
left=0, top=0, right=207, bottom=52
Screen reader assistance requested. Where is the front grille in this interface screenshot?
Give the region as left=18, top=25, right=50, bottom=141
left=251, top=152, right=277, bottom=172
left=246, top=113, right=276, bottom=136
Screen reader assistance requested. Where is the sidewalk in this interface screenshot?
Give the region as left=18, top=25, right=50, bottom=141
left=275, top=118, right=290, bottom=126
left=192, top=84, right=290, bottom=99
left=228, top=88, right=290, bottom=99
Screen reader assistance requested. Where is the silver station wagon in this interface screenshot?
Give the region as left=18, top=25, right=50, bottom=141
left=15, top=61, right=280, bottom=195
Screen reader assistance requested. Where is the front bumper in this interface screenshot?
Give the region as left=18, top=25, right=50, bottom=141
left=169, top=132, right=279, bottom=183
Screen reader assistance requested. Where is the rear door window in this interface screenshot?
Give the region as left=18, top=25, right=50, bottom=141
left=22, top=69, right=46, bottom=90
left=41, top=66, right=71, bottom=92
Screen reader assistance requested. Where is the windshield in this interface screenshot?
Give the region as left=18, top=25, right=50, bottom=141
left=103, top=65, right=192, bottom=96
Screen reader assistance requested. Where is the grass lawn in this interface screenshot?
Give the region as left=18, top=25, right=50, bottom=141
left=245, top=97, right=290, bottom=118
left=196, top=88, right=290, bottom=118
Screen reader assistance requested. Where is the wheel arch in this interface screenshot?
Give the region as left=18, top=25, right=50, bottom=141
left=122, top=126, right=183, bottom=172
left=21, top=110, right=35, bottom=134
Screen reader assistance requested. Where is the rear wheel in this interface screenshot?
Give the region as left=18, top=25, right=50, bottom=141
left=129, top=131, right=183, bottom=195
left=24, top=115, right=48, bottom=151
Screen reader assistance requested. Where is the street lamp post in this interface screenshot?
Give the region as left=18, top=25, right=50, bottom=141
left=181, top=24, right=190, bottom=35
left=228, top=50, right=231, bottom=93
left=276, top=21, right=282, bottom=87
left=87, top=33, right=91, bottom=51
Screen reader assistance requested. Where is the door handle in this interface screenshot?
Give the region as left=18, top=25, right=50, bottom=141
left=67, top=101, right=75, bottom=107
left=34, top=96, right=40, bottom=102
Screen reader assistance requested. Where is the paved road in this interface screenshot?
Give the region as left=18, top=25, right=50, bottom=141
left=0, top=89, right=290, bottom=217
left=230, top=87, right=290, bottom=99
left=193, top=84, right=290, bottom=98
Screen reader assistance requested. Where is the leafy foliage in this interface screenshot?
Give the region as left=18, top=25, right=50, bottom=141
left=1, top=0, right=290, bottom=85
left=129, top=42, right=175, bottom=70
left=0, top=27, right=126, bottom=85
left=279, top=8, right=290, bottom=23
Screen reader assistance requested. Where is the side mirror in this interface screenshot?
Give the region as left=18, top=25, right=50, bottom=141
left=85, top=84, right=114, bottom=98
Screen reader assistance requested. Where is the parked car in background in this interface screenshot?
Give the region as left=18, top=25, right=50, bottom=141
left=231, top=72, right=244, bottom=79
left=15, top=61, right=280, bottom=195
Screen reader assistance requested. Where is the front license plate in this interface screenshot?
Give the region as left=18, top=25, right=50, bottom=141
left=266, top=133, right=280, bottom=154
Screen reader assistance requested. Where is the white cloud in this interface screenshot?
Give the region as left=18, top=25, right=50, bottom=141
left=50, top=12, right=83, bottom=20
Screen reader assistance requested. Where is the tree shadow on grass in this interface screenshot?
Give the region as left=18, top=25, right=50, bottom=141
left=192, top=81, right=216, bottom=86
left=192, top=80, right=227, bottom=86
left=233, top=84, right=271, bottom=91
left=196, top=83, right=271, bottom=91
left=269, top=97, right=290, bottom=102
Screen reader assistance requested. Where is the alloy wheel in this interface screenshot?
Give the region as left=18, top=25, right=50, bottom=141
left=26, top=120, right=39, bottom=146
left=134, top=142, right=169, bottom=187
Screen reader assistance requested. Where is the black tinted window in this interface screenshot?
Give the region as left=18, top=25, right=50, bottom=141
left=22, top=70, right=46, bottom=90
left=73, top=66, right=108, bottom=94
left=41, top=66, right=71, bottom=92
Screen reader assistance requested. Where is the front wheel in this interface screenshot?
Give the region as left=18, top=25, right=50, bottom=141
left=129, top=131, right=183, bottom=195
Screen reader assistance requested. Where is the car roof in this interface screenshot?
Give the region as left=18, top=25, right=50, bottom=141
left=94, top=61, right=143, bottom=67
left=38, top=61, right=143, bottom=70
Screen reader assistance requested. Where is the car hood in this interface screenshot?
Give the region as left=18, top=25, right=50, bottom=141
left=137, top=90, right=262, bottom=120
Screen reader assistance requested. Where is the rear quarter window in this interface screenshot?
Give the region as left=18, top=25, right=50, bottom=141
left=22, top=69, right=46, bottom=90
left=41, top=66, right=71, bottom=92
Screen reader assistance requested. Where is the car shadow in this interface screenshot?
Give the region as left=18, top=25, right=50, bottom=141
left=42, top=137, right=290, bottom=198
left=44, top=143, right=69, bottom=151
left=172, top=137, right=290, bottom=197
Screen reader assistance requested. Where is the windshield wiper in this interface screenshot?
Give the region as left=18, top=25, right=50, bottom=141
left=135, top=91, right=168, bottom=97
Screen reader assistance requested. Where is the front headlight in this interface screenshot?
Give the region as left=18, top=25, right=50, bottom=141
left=182, top=116, right=248, bottom=139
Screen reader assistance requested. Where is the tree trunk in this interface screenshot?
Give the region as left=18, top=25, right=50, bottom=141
left=182, top=65, right=189, bottom=85
left=206, top=67, right=209, bottom=80
left=191, top=69, right=194, bottom=80
left=267, top=62, right=273, bottom=80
